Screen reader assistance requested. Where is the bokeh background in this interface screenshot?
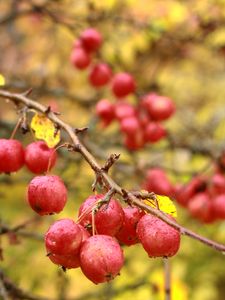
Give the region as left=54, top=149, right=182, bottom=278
left=1, top=0, right=225, bottom=299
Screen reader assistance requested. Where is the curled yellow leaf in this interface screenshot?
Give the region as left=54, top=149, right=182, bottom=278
left=31, top=113, right=60, bottom=148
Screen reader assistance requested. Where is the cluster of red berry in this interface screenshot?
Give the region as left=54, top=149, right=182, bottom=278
left=0, top=139, right=56, bottom=174
left=44, top=194, right=180, bottom=284
left=142, top=160, right=225, bottom=224
left=0, top=137, right=180, bottom=284
left=70, top=28, right=175, bottom=150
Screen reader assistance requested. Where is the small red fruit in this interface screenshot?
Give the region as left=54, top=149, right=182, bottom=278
left=96, top=99, right=115, bottom=126
left=80, top=28, right=102, bottom=52
left=45, top=219, right=82, bottom=256
left=47, top=224, right=90, bottom=269
left=120, top=117, right=140, bottom=135
left=0, top=139, right=24, bottom=173
left=78, top=194, right=124, bottom=236
left=175, top=176, right=208, bottom=207
left=89, top=63, right=112, bottom=87
left=210, top=173, right=225, bottom=195
left=212, top=194, right=225, bottom=219
left=143, top=168, right=174, bottom=197
left=188, top=193, right=214, bottom=223
left=70, top=47, right=91, bottom=70
left=144, top=122, right=167, bottom=143
left=25, top=141, right=57, bottom=174
left=27, top=175, right=67, bottom=215
left=80, top=235, right=124, bottom=284
left=114, top=102, right=136, bottom=120
left=112, top=73, right=136, bottom=98
left=116, top=206, right=145, bottom=246
left=142, top=93, right=175, bottom=121
left=124, top=131, right=145, bottom=151
left=137, top=214, right=180, bottom=257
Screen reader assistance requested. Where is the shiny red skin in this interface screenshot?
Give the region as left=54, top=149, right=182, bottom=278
left=47, top=224, right=90, bottom=269
left=114, top=102, right=137, bottom=120
left=80, top=28, right=102, bottom=52
left=116, top=206, right=145, bottom=246
left=27, top=175, right=67, bottom=215
left=89, top=63, right=112, bottom=87
left=142, top=93, right=175, bottom=121
left=136, top=214, right=180, bottom=257
left=124, top=131, right=145, bottom=151
left=78, top=194, right=124, bottom=236
left=212, top=194, right=225, bottom=219
left=45, top=219, right=82, bottom=256
left=0, top=139, right=24, bottom=173
left=120, top=117, right=140, bottom=135
left=48, top=253, right=80, bottom=269
left=143, top=168, right=174, bottom=197
left=175, top=176, right=208, bottom=207
left=143, top=122, right=167, bottom=143
left=210, top=173, right=225, bottom=195
left=25, top=141, right=57, bottom=174
left=80, top=235, right=124, bottom=284
left=70, top=47, right=91, bottom=69
left=112, top=73, right=136, bottom=98
left=188, top=193, right=215, bottom=223
left=96, top=99, right=115, bottom=126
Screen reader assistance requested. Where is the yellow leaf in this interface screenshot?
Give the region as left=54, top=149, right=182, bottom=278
left=144, top=194, right=177, bottom=218
left=31, top=113, right=60, bottom=148
left=0, top=74, right=5, bottom=86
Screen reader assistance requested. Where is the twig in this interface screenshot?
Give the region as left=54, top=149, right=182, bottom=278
left=1, top=89, right=225, bottom=253
left=163, top=258, right=171, bottom=300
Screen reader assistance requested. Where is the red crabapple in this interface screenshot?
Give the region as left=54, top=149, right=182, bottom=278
left=45, top=219, right=82, bottom=256
left=212, top=194, right=225, bottom=219
left=120, top=117, right=140, bottom=135
left=70, top=47, right=91, bottom=69
left=46, top=224, right=90, bottom=269
left=25, top=141, right=57, bottom=174
left=80, top=28, right=102, bottom=52
left=96, top=99, right=115, bottom=126
left=112, top=73, right=136, bottom=98
left=78, top=194, right=124, bottom=236
left=27, top=175, right=67, bottom=215
left=188, top=193, right=215, bottom=223
left=89, top=63, right=112, bottom=87
left=114, top=102, right=136, bottom=120
left=143, top=168, right=174, bottom=197
left=80, top=235, right=124, bottom=284
left=116, top=206, right=145, bottom=246
left=175, top=176, right=208, bottom=207
left=48, top=253, right=80, bottom=269
left=143, top=122, right=167, bottom=143
left=124, top=131, right=145, bottom=151
left=137, top=214, right=180, bottom=257
left=142, top=93, right=175, bottom=121
left=210, top=173, right=225, bottom=195
left=0, top=139, right=24, bottom=173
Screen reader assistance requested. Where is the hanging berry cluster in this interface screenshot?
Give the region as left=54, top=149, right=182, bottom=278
left=70, top=28, right=176, bottom=151
left=0, top=135, right=180, bottom=284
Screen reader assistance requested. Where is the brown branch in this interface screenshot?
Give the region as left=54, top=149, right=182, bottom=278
left=1, top=89, right=225, bottom=253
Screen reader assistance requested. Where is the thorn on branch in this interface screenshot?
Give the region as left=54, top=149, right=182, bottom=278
left=74, top=127, right=89, bottom=134
left=21, top=88, right=33, bottom=97
left=101, top=153, right=121, bottom=172
left=44, top=106, right=51, bottom=114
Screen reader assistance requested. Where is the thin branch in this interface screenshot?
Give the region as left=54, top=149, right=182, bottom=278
left=163, top=258, right=171, bottom=300
left=1, top=89, right=225, bottom=253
